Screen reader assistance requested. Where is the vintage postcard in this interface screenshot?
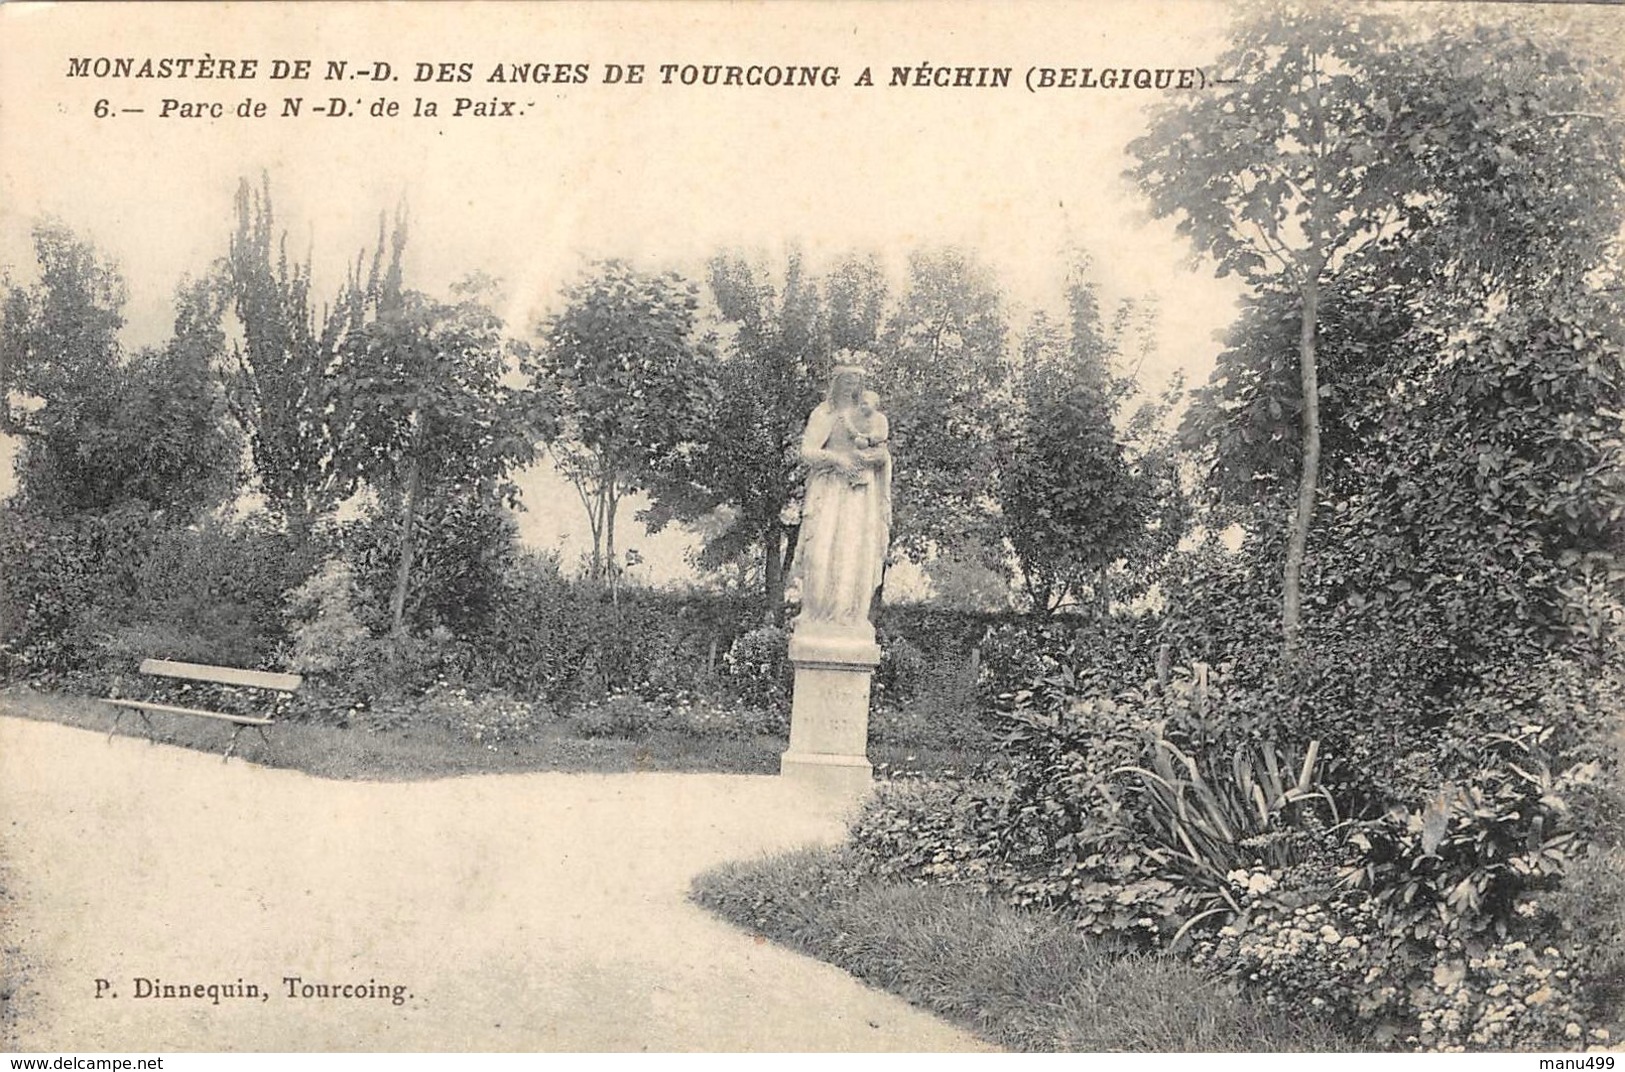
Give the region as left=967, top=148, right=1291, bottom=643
left=2, top=0, right=1623, bottom=1060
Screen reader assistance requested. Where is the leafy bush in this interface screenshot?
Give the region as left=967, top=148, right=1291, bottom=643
left=873, top=634, right=927, bottom=706
left=1189, top=709, right=1624, bottom=1051
left=849, top=780, right=1004, bottom=888
left=0, top=503, right=160, bottom=678
left=849, top=660, right=1339, bottom=947
left=331, top=492, right=519, bottom=641
left=472, top=552, right=755, bottom=704
left=284, top=559, right=375, bottom=678
left=131, top=513, right=310, bottom=668
left=722, top=624, right=791, bottom=710
left=1195, top=883, right=1609, bottom=1050
left=975, top=612, right=1165, bottom=709
left=1, top=503, right=311, bottom=683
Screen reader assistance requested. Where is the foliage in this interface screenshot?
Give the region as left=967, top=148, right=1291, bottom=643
left=570, top=692, right=660, bottom=740
left=873, top=246, right=1011, bottom=568
left=338, top=279, right=531, bottom=644
left=848, top=780, right=1003, bottom=888
left=872, top=633, right=926, bottom=707
left=1115, top=734, right=1339, bottom=923
left=0, top=503, right=144, bottom=677
left=1000, top=264, right=1185, bottom=613
left=641, top=249, right=835, bottom=621
left=850, top=656, right=1330, bottom=946
left=0, top=499, right=308, bottom=682
left=1178, top=291, right=1625, bottom=800
left=283, top=559, right=375, bottom=678
left=0, top=220, right=125, bottom=442
left=1, top=223, right=239, bottom=518
left=471, top=552, right=758, bottom=705
left=721, top=624, right=791, bottom=712
left=1128, top=3, right=1625, bottom=652
left=222, top=174, right=403, bottom=527
left=1196, top=883, right=1609, bottom=1050
left=692, top=845, right=1353, bottom=1052
left=523, top=260, right=714, bottom=587
left=123, top=512, right=312, bottom=669
left=974, top=611, right=1165, bottom=708
left=1185, top=692, right=1624, bottom=1050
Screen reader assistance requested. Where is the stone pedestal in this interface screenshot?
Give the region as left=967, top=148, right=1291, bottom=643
left=780, top=625, right=878, bottom=796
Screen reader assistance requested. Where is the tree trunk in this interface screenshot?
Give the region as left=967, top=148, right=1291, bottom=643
left=763, top=521, right=784, bottom=626
left=388, top=411, right=423, bottom=671
left=587, top=484, right=605, bottom=584
left=778, top=523, right=800, bottom=626
left=1283, top=276, right=1321, bottom=658
left=605, top=477, right=619, bottom=607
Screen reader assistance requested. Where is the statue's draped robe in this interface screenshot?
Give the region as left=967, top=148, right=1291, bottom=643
left=792, top=399, right=892, bottom=628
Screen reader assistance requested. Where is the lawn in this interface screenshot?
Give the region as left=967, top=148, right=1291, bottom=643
left=0, top=684, right=993, bottom=782
left=691, top=845, right=1359, bottom=1053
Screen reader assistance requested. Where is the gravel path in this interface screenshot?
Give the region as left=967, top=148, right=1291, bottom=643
left=0, top=716, right=988, bottom=1052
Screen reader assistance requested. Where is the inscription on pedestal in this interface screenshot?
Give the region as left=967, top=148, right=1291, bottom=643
left=780, top=629, right=878, bottom=794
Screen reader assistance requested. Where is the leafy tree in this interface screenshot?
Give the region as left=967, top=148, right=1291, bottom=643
left=823, top=252, right=888, bottom=353
left=641, top=249, right=828, bottom=623
left=875, top=246, right=1010, bottom=568
left=1001, top=264, right=1184, bottom=614
left=221, top=175, right=403, bottom=530
left=1130, top=4, right=1625, bottom=655
left=1149, top=10, right=1625, bottom=807
left=0, top=220, right=123, bottom=439
left=340, top=279, right=530, bottom=650
left=0, top=223, right=253, bottom=673
left=523, top=260, right=713, bottom=595
left=1, top=222, right=238, bottom=517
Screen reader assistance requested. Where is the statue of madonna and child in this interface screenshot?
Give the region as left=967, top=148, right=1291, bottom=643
left=788, top=352, right=892, bottom=652
left=780, top=350, right=891, bottom=790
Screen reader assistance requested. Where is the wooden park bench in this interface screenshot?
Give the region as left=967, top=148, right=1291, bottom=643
left=102, top=658, right=302, bottom=762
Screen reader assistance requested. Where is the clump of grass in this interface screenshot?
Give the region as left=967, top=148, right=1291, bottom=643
left=692, top=846, right=1356, bottom=1053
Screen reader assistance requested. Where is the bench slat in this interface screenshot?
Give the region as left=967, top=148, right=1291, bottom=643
left=136, top=659, right=301, bottom=692
left=102, top=698, right=275, bottom=727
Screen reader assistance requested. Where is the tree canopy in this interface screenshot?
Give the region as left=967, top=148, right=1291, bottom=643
left=1129, top=1, right=1625, bottom=654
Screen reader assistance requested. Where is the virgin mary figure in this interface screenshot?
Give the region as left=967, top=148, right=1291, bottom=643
left=790, top=356, right=892, bottom=635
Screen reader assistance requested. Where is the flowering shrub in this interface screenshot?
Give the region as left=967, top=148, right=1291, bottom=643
left=414, top=684, right=551, bottom=744
left=571, top=692, right=661, bottom=739
left=723, top=625, right=792, bottom=710
left=1188, top=716, right=1622, bottom=1051
left=1195, top=888, right=1610, bottom=1051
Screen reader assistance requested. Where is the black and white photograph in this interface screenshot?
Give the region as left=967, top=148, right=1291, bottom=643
left=1, top=0, right=1623, bottom=1059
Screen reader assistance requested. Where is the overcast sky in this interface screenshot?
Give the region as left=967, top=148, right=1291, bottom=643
left=3, top=0, right=1615, bottom=583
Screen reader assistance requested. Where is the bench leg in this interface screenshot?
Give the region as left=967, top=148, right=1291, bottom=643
left=223, top=723, right=246, bottom=763
left=106, top=706, right=157, bottom=744
left=254, top=724, right=275, bottom=763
